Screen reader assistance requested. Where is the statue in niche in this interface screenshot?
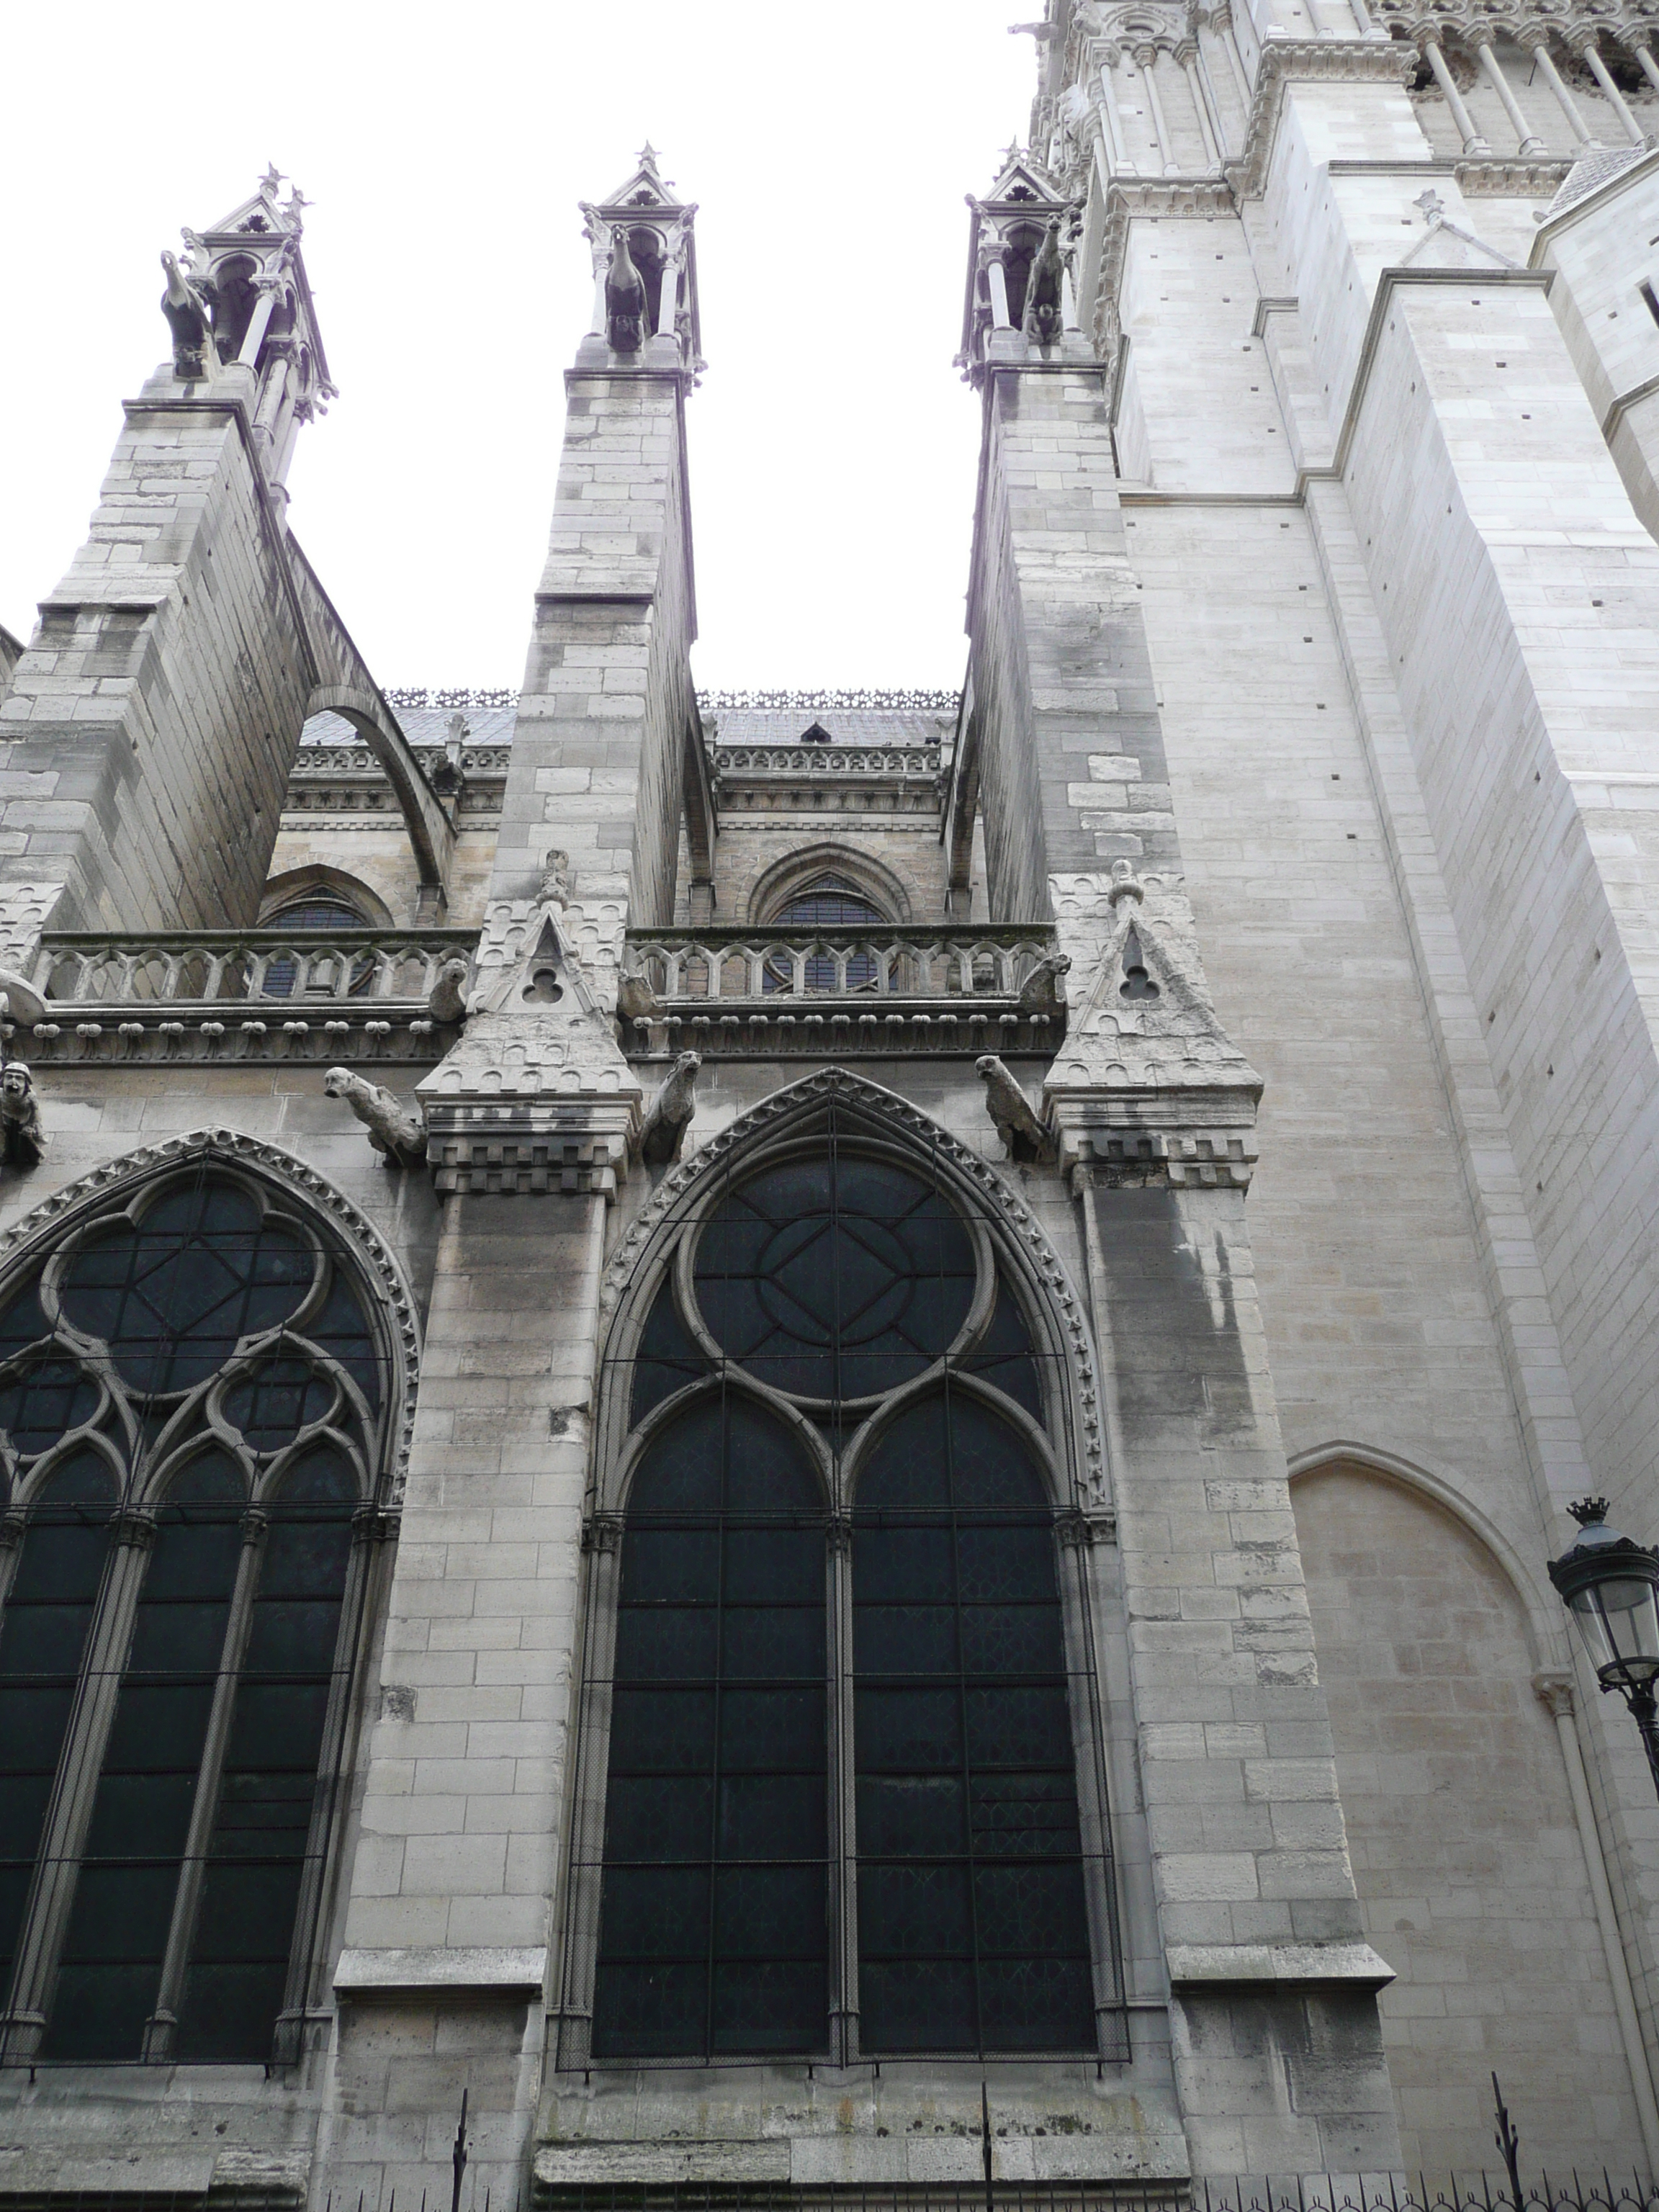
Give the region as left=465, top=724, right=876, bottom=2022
left=1023, top=220, right=1066, bottom=346
left=0, top=1064, right=46, bottom=1170
left=605, top=227, right=647, bottom=353
left=160, top=251, right=215, bottom=379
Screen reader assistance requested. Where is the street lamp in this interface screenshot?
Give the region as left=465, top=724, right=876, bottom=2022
left=1548, top=1496, right=1659, bottom=1799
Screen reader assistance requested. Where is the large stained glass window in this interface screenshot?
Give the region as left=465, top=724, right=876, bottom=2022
left=570, top=1131, right=1117, bottom=2069
left=0, top=1169, right=392, bottom=2067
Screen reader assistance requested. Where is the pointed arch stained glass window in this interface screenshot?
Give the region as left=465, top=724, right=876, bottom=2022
left=583, top=1143, right=1107, bottom=2067
left=0, top=1171, right=388, bottom=2067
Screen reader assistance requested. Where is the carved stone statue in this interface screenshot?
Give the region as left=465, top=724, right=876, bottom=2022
left=537, top=850, right=573, bottom=908
left=160, top=251, right=214, bottom=379
left=1017, top=950, right=1071, bottom=1013
left=427, top=958, right=471, bottom=1025
left=976, top=1053, right=1056, bottom=1164
left=639, top=1051, right=700, bottom=1166
left=0, top=1064, right=46, bottom=1171
left=605, top=228, right=647, bottom=354
left=616, top=950, right=664, bottom=1024
left=1023, top=220, right=1066, bottom=346
left=323, top=1066, right=427, bottom=1169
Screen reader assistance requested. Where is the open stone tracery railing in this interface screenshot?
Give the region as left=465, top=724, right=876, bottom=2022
left=624, top=925, right=1064, bottom=1058
left=14, top=928, right=479, bottom=1067
left=711, top=745, right=943, bottom=778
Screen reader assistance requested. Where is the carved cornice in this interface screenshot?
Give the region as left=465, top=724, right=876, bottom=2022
left=24, top=1012, right=451, bottom=1068
left=598, top=1066, right=1110, bottom=1506
left=1226, top=39, right=1419, bottom=198
left=0, top=1128, right=422, bottom=1497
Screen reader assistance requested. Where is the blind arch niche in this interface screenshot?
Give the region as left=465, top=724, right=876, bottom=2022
left=561, top=1078, right=1122, bottom=2071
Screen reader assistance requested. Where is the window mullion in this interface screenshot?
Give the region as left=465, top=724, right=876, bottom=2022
left=0, top=1506, right=155, bottom=2064
left=140, top=1505, right=269, bottom=2062
left=0, top=1509, right=23, bottom=1613
left=269, top=1502, right=392, bottom=2067
left=827, top=1514, right=857, bottom=2068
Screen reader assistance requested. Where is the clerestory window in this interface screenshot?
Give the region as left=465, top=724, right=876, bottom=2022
left=560, top=1138, right=1120, bottom=2069
left=0, top=1169, right=395, bottom=2067
left=763, top=878, right=885, bottom=995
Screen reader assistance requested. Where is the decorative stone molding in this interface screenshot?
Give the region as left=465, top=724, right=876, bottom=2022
left=418, top=902, right=643, bottom=1199
left=597, top=1066, right=1110, bottom=1506
left=0, top=1128, right=421, bottom=1497
left=1532, top=1668, right=1578, bottom=1718
left=1225, top=37, right=1419, bottom=198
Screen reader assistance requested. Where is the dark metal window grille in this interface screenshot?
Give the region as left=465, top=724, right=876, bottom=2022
left=763, top=882, right=884, bottom=994
left=567, top=1115, right=1123, bottom=2071
left=0, top=1169, right=397, bottom=2068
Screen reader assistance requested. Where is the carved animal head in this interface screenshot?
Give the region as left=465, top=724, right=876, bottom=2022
left=975, top=1054, right=998, bottom=1076
left=323, top=1065, right=368, bottom=1105
left=1, top=1064, right=34, bottom=1106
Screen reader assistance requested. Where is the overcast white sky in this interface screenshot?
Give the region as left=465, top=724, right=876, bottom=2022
left=0, top=4, right=1038, bottom=696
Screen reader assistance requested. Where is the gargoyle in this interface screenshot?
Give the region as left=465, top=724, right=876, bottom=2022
left=639, top=1051, right=700, bottom=1166
left=428, top=958, right=471, bottom=1025
left=976, top=1053, right=1056, bottom=1164
left=1017, top=950, right=1071, bottom=1014
left=605, top=228, right=647, bottom=354
left=323, top=1066, right=427, bottom=1169
left=616, top=950, right=664, bottom=1023
left=160, top=251, right=214, bottom=379
left=0, top=1063, right=46, bottom=1170
left=1023, top=220, right=1066, bottom=346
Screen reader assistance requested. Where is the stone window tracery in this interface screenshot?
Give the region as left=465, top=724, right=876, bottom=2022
left=559, top=1125, right=1123, bottom=2070
left=0, top=1167, right=398, bottom=2067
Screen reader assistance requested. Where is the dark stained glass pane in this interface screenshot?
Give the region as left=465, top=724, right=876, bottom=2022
left=961, top=1275, right=1046, bottom=1426
left=628, top=1276, right=709, bottom=1427
left=0, top=1454, right=115, bottom=2005
left=0, top=1360, right=99, bottom=1461
left=853, top=1393, right=1092, bottom=2055
left=694, top=1157, right=974, bottom=1403
left=42, top=1452, right=243, bottom=2060
left=62, top=1183, right=313, bottom=1396
left=174, top=1448, right=355, bottom=2062
left=593, top=1396, right=827, bottom=2060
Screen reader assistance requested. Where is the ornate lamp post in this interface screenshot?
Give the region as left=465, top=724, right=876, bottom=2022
left=1548, top=1497, right=1659, bottom=1799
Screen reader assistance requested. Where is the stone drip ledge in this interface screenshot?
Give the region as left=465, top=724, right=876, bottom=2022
left=17, top=1012, right=457, bottom=1068
left=0, top=2150, right=310, bottom=2210
left=534, top=2133, right=1190, bottom=2193
left=1166, top=1940, right=1396, bottom=1990
left=334, top=1943, right=549, bottom=1995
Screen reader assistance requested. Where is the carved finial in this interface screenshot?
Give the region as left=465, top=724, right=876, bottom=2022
left=259, top=164, right=284, bottom=199
left=1414, top=187, right=1446, bottom=226
left=635, top=141, right=661, bottom=171
left=639, top=1051, right=701, bottom=1166
left=0, top=1064, right=46, bottom=1171
left=1107, top=859, right=1144, bottom=906
left=1568, top=1496, right=1611, bottom=1527
left=324, top=1066, right=427, bottom=1169
left=976, top=1053, right=1057, bottom=1164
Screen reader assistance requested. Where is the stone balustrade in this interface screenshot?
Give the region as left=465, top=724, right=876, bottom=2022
left=624, top=925, right=1063, bottom=1057
left=710, top=744, right=942, bottom=778
left=13, top=929, right=479, bottom=1066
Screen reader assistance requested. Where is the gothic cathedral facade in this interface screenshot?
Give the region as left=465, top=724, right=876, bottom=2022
left=2, top=0, right=1659, bottom=2190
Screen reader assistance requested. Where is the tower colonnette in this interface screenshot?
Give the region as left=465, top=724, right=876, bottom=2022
left=1, top=9, right=1659, bottom=2197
